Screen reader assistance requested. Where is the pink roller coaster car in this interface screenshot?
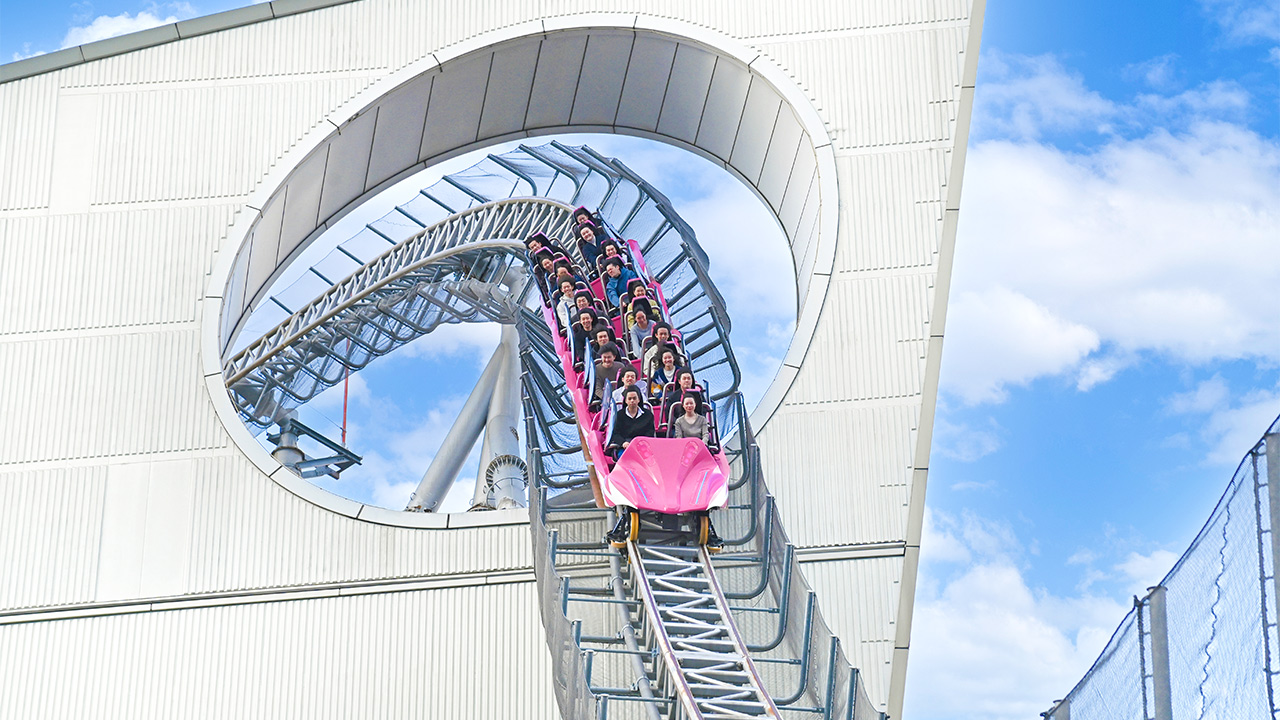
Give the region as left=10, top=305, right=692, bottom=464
left=535, top=234, right=729, bottom=546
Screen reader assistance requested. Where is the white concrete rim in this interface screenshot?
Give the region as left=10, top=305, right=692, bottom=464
left=201, top=13, right=840, bottom=526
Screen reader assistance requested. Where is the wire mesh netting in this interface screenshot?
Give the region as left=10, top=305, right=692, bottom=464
left=1048, top=414, right=1280, bottom=720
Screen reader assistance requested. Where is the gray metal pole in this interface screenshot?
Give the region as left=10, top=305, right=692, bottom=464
left=405, top=340, right=505, bottom=511
left=271, top=410, right=304, bottom=468
left=1147, top=585, right=1173, bottom=720
left=1267, top=432, right=1280, bottom=637
left=472, top=324, right=527, bottom=510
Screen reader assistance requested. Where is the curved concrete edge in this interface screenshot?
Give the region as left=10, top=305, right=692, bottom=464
left=200, top=13, right=839, bottom=527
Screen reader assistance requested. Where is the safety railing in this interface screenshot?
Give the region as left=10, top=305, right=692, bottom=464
left=1045, top=413, right=1280, bottom=720
left=525, top=389, right=885, bottom=719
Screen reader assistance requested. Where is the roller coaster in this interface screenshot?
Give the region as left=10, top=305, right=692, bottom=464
left=225, top=143, right=885, bottom=719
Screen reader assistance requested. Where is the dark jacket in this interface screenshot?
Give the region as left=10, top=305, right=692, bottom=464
left=612, top=406, right=655, bottom=447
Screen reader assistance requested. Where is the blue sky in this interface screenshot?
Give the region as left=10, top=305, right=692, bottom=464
left=4, top=2, right=1279, bottom=718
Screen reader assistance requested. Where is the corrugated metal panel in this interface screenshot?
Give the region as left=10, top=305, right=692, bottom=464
left=802, top=556, right=903, bottom=711
left=0, top=582, right=557, bottom=719
left=758, top=27, right=966, bottom=151
left=0, top=450, right=536, bottom=612
left=185, top=453, right=534, bottom=596
left=0, top=466, right=106, bottom=609
left=833, top=149, right=949, bottom=273
left=90, top=77, right=374, bottom=206
left=0, top=73, right=57, bottom=210
left=757, top=403, right=916, bottom=547
left=60, top=3, right=391, bottom=88
left=539, top=0, right=968, bottom=38
left=0, top=330, right=227, bottom=465
left=0, top=206, right=235, bottom=336
left=787, top=274, right=931, bottom=405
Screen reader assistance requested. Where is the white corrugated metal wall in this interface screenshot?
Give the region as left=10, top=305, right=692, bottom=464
left=1, top=582, right=556, bottom=720
left=0, top=1, right=981, bottom=717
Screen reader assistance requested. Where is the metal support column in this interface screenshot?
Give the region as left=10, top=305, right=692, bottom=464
left=406, top=340, right=505, bottom=511
left=271, top=410, right=303, bottom=468
left=473, top=324, right=528, bottom=509
left=1147, top=585, right=1173, bottom=720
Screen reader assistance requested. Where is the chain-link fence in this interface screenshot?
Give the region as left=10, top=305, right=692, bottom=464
left=1047, top=414, right=1280, bottom=720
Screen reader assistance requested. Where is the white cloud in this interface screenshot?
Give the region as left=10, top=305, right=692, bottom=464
left=396, top=322, right=501, bottom=368
left=933, top=415, right=1004, bottom=462
left=1123, top=54, right=1180, bottom=90
left=1163, top=375, right=1280, bottom=465
left=974, top=53, right=1116, bottom=141
left=945, top=115, right=1280, bottom=404
left=906, top=510, right=1129, bottom=720
left=1166, top=375, right=1231, bottom=414
left=11, top=43, right=45, bottom=62
left=941, top=287, right=1099, bottom=404
left=1115, top=549, right=1179, bottom=595
left=1199, top=0, right=1280, bottom=42
left=61, top=5, right=194, bottom=49
left=1136, top=80, right=1251, bottom=119
left=1075, top=352, right=1134, bottom=391
left=1200, top=386, right=1280, bottom=464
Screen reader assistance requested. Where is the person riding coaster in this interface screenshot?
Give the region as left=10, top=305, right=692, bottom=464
left=602, top=386, right=725, bottom=552
left=535, top=207, right=728, bottom=554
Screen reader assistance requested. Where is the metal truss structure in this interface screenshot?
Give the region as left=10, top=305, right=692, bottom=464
left=224, top=202, right=563, bottom=428
left=226, top=142, right=738, bottom=429
left=221, top=141, right=885, bottom=718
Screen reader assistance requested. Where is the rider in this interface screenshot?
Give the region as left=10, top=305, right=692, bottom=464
left=571, top=309, right=599, bottom=370
left=628, top=308, right=654, bottom=359
left=642, top=322, right=675, bottom=375
left=609, top=385, right=653, bottom=456
left=591, top=343, right=624, bottom=412
left=577, top=223, right=603, bottom=269
left=649, top=349, right=679, bottom=400
left=602, top=257, right=638, bottom=309
left=670, top=394, right=708, bottom=443
left=553, top=278, right=578, bottom=333
left=526, top=232, right=566, bottom=258
left=612, top=364, right=641, bottom=405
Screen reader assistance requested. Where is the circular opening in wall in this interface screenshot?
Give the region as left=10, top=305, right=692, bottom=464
left=219, top=135, right=796, bottom=515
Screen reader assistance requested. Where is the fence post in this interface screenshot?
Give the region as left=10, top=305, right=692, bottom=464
left=1147, top=585, right=1174, bottom=720
left=1267, top=433, right=1280, bottom=628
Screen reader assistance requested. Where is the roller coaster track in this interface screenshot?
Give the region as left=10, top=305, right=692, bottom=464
left=630, top=542, right=778, bottom=718
left=227, top=142, right=884, bottom=719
